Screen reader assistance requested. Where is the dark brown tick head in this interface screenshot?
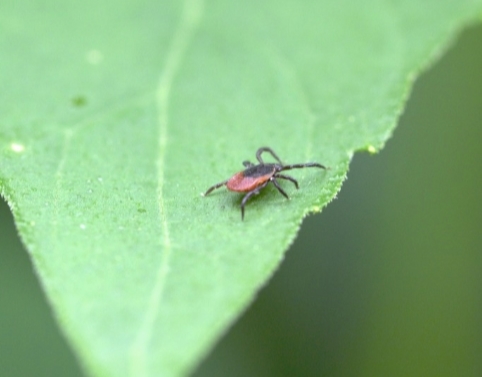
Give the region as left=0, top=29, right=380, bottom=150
left=204, top=147, right=327, bottom=220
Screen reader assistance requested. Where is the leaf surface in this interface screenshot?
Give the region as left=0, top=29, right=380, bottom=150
left=1, top=1, right=481, bottom=376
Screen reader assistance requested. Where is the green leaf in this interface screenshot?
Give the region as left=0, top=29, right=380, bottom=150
left=1, top=1, right=481, bottom=377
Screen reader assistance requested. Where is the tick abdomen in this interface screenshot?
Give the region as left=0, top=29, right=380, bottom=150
left=226, top=165, right=276, bottom=192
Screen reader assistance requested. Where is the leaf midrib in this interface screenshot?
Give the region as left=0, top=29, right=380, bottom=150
left=127, top=1, right=205, bottom=376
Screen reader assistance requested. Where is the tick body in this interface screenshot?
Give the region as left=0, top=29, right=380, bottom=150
left=204, top=147, right=327, bottom=220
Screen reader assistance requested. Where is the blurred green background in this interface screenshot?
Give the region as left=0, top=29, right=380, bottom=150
left=1, top=25, right=481, bottom=377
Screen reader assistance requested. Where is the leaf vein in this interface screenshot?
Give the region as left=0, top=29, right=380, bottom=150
left=129, top=0, right=204, bottom=375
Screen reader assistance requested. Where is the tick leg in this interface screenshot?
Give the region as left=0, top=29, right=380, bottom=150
left=271, top=178, right=290, bottom=200
left=240, top=180, right=269, bottom=220
left=274, top=174, right=299, bottom=189
left=281, top=162, right=327, bottom=171
left=243, top=160, right=255, bottom=167
left=204, top=180, right=228, bottom=196
left=256, top=147, right=283, bottom=165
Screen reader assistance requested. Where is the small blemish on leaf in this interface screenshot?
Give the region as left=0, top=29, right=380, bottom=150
left=10, top=142, right=25, bottom=153
left=86, top=49, right=103, bottom=65
left=137, top=208, right=147, bottom=213
left=72, top=96, right=87, bottom=107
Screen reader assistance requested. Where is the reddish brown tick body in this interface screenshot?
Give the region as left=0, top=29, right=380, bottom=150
left=204, top=147, right=327, bottom=220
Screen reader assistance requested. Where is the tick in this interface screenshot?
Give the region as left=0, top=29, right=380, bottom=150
left=204, top=147, right=327, bottom=220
